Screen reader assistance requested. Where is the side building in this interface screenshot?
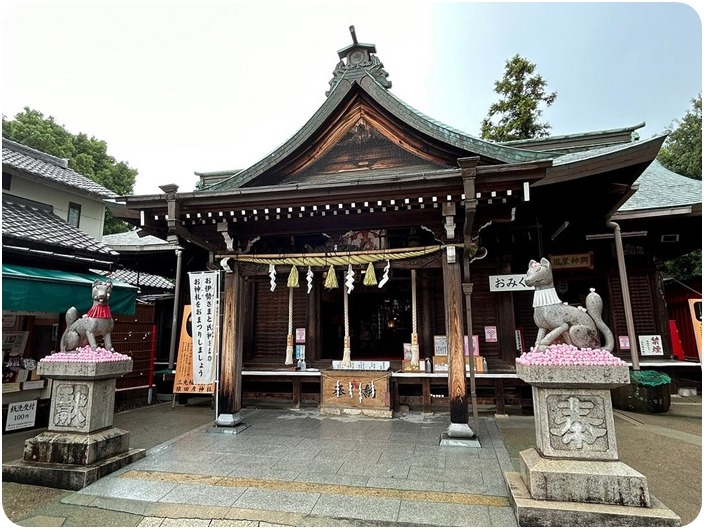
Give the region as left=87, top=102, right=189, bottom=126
left=2, top=138, right=138, bottom=431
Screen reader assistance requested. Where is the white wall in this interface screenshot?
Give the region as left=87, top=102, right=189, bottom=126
left=7, top=176, right=106, bottom=240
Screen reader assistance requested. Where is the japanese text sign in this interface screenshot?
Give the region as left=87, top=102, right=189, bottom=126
left=489, top=274, right=534, bottom=292
left=188, top=271, right=220, bottom=385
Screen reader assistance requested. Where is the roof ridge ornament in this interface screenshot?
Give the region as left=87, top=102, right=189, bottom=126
left=326, top=25, right=392, bottom=97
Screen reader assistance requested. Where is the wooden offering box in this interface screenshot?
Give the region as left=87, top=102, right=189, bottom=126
left=321, top=370, right=391, bottom=417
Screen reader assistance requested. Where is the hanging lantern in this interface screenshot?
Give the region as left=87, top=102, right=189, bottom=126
left=324, top=265, right=338, bottom=289
left=363, top=262, right=377, bottom=286
left=287, top=266, right=299, bottom=288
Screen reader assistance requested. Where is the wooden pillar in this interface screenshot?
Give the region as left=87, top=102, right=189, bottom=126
left=419, top=272, right=434, bottom=363
left=307, top=275, right=321, bottom=362
left=422, top=378, right=432, bottom=413
left=216, top=262, right=243, bottom=425
left=241, top=278, right=254, bottom=361
left=442, top=252, right=468, bottom=425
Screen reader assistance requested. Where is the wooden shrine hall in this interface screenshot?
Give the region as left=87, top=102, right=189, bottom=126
left=120, top=29, right=700, bottom=427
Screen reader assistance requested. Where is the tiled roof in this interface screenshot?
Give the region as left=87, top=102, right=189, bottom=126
left=550, top=140, right=650, bottom=166
left=102, top=230, right=171, bottom=248
left=1, top=196, right=118, bottom=257
left=202, top=75, right=555, bottom=191
left=96, top=268, right=174, bottom=290
left=618, top=159, right=702, bottom=212
left=2, top=138, right=118, bottom=199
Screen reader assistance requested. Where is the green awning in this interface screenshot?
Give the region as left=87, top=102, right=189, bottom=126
left=2, top=264, right=138, bottom=315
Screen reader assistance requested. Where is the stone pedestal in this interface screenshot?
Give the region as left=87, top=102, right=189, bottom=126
left=2, top=357, right=146, bottom=491
left=504, top=363, right=681, bottom=526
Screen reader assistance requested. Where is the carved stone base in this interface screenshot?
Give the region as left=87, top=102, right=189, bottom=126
left=3, top=448, right=145, bottom=491
left=519, top=447, right=650, bottom=507
left=505, top=472, right=680, bottom=527
left=509, top=362, right=680, bottom=526
left=23, top=427, right=131, bottom=465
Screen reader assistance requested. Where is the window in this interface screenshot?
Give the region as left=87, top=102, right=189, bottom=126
left=2, top=172, right=11, bottom=191
left=67, top=202, right=81, bottom=228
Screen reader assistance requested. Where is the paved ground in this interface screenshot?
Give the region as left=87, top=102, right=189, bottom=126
left=2, top=394, right=701, bottom=527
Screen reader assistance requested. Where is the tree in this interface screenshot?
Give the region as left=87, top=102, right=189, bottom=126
left=657, top=94, right=703, bottom=283
left=2, top=108, right=137, bottom=234
left=480, top=54, right=557, bottom=142
left=658, top=94, right=702, bottom=180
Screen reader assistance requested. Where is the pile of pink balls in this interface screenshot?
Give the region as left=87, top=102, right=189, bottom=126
left=517, top=344, right=628, bottom=366
left=41, top=346, right=131, bottom=363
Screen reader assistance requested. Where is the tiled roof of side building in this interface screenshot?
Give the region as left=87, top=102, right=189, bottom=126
left=618, top=159, right=703, bottom=212
left=2, top=138, right=118, bottom=199
left=97, top=268, right=175, bottom=290
left=102, top=230, right=171, bottom=248
left=1, top=197, right=118, bottom=256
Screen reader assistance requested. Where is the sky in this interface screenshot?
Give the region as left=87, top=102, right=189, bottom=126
left=2, top=1, right=702, bottom=196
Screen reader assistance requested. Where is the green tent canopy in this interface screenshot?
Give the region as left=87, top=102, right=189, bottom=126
left=2, top=263, right=138, bottom=315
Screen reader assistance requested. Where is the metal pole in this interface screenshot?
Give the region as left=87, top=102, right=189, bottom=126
left=607, top=220, right=640, bottom=370
left=168, top=248, right=183, bottom=370
left=214, top=270, right=222, bottom=422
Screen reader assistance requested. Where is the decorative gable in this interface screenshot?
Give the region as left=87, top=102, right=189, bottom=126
left=280, top=118, right=448, bottom=185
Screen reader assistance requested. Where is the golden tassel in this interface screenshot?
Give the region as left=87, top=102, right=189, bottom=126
left=324, top=265, right=338, bottom=289
left=363, top=262, right=377, bottom=286
left=287, top=266, right=299, bottom=288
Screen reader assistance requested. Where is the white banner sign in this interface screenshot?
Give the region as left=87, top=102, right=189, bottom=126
left=188, top=271, right=220, bottom=384
left=489, top=274, right=535, bottom=292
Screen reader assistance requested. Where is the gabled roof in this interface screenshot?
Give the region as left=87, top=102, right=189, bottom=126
left=616, top=159, right=702, bottom=214
left=2, top=195, right=118, bottom=264
left=2, top=138, right=117, bottom=199
left=201, top=48, right=555, bottom=192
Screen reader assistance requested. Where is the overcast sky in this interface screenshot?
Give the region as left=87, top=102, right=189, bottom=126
left=2, top=1, right=702, bottom=196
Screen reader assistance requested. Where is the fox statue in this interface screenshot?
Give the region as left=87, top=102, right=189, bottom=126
left=59, top=279, right=115, bottom=352
left=524, top=258, right=614, bottom=352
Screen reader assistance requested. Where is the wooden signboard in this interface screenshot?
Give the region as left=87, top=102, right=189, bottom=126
left=321, top=370, right=390, bottom=415
left=173, top=306, right=215, bottom=394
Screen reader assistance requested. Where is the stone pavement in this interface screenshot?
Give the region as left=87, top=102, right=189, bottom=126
left=2, top=394, right=702, bottom=527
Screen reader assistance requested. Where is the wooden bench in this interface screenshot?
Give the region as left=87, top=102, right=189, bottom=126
left=390, top=372, right=527, bottom=415
left=240, top=369, right=528, bottom=414
left=242, top=369, right=322, bottom=408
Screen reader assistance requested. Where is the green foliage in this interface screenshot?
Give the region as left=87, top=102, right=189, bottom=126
left=656, top=95, right=702, bottom=283
left=664, top=249, right=702, bottom=282
left=2, top=107, right=137, bottom=234
left=480, top=55, right=557, bottom=142
left=657, top=94, right=702, bottom=180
